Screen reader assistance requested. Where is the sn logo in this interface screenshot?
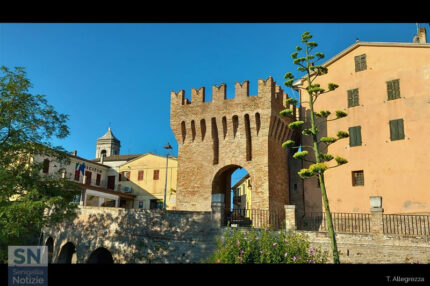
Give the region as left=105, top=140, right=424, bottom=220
left=8, top=246, right=48, bottom=266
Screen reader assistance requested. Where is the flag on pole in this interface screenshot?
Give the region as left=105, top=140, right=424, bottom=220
left=79, top=162, right=86, bottom=175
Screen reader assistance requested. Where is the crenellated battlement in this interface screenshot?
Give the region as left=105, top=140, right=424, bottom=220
left=170, top=76, right=289, bottom=107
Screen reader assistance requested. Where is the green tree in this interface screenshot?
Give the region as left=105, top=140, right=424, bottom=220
left=0, top=66, right=79, bottom=263
left=281, top=32, right=349, bottom=264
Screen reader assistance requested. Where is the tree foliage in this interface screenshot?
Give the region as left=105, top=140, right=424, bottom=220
left=0, top=66, right=79, bottom=262
left=280, top=32, right=350, bottom=264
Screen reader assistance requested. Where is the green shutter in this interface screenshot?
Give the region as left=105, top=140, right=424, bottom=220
left=387, top=79, right=401, bottom=100
left=389, top=120, right=397, bottom=140
left=349, top=126, right=362, bottom=146
left=393, top=79, right=400, bottom=99
left=349, top=127, right=354, bottom=146
left=356, top=126, right=362, bottom=145
left=360, top=55, right=367, bottom=71
left=347, top=90, right=353, bottom=107
left=397, top=119, right=404, bottom=139
left=390, top=119, right=404, bottom=141
left=387, top=81, right=392, bottom=100
left=353, top=89, right=359, bottom=106
left=354, top=56, right=360, bottom=72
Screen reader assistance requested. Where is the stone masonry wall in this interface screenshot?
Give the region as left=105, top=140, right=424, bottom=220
left=43, top=206, right=223, bottom=264
left=300, top=231, right=430, bottom=264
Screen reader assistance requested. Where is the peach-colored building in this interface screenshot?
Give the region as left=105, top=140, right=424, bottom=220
left=292, top=28, right=430, bottom=215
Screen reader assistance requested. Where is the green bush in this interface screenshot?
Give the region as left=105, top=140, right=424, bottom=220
left=204, top=228, right=328, bottom=264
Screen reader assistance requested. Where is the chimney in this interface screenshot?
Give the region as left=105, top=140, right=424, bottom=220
left=72, top=150, right=77, bottom=156
left=418, top=27, right=427, bottom=43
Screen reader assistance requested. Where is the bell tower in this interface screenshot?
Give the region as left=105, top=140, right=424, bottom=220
left=95, top=127, right=121, bottom=159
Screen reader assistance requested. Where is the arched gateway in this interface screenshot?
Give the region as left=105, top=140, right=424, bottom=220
left=170, top=77, right=299, bottom=216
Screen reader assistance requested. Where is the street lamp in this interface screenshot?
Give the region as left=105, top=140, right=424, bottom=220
left=163, top=143, right=173, bottom=210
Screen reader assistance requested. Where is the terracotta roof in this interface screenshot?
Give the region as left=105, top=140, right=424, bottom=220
left=91, top=154, right=143, bottom=163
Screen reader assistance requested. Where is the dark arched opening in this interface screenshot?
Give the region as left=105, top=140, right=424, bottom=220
left=45, top=237, right=54, bottom=264
left=56, top=242, right=76, bottom=264
left=212, top=165, right=251, bottom=227
left=87, top=247, right=114, bottom=264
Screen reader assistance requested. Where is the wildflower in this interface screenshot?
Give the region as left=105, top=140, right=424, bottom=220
left=238, top=256, right=243, bottom=262
left=310, top=248, right=315, bottom=255
left=308, top=259, right=315, bottom=264
left=260, top=250, right=265, bottom=254
left=240, top=250, right=244, bottom=254
left=298, top=255, right=301, bottom=260
left=216, top=259, right=220, bottom=264
left=236, top=240, right=240, bottom=246
left=284, top=252, right=288, bottom=257
left=292, top=256, right=296, bottom=261
left=273, top=242, right=277, bottom=246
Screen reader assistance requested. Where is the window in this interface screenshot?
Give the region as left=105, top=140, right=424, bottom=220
left=120, top=171, right=130, bottom=181
left=354, top=54, right=367, bottom=72
left=293, top=183, right=298, bottom=191
left=43, top=159, right=50, bottom=174
left=96, top=174, right=101, bottom=186
left=352, top=171, right=364, bottom=186
left=347, top=89, right=359, bottom=107
left=389, top=119, right=405, bottom=141
left=387, top=79, right=401, bottom=100
left=150, top=199, right=163, bottom=209
left=74, top=170, right=80, bottom=181
left=349, top=126, right=362, bottom=147
left=153, top=170, right=159, bottom=180
left=85, top=171, right=92, bottom=185
left=138, top=170, right=144, bottom=181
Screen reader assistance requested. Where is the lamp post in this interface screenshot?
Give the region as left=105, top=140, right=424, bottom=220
left=163, top=143, right=173, bottom=210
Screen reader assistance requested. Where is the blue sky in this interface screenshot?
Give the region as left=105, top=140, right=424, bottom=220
left=0, top=23, right=426, bottom=186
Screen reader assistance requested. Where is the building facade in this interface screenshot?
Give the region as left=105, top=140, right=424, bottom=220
left=291, top=28, right=430, bottom=215
left=118, top=153, right=178, bottom=210
left=232, top=174, right=252, bottom=210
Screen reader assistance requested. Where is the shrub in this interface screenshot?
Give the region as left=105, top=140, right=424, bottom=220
left=204, top=228, right=328, bottom=264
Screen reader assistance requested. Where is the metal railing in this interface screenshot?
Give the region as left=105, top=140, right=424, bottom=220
left=383, top=214, right=430, bottom=236
left=224, top=208, right=284, bottom=230
left=298, top=212, right=371, bottom=234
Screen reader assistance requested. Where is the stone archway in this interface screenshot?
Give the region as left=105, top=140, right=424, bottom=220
left=56, top=242, right=77, bottom=264
left=45, top=237, right=54, bottom=264
left=87, top=247, right=114, bottom=264
left=212, top=164, right=249, bottom=209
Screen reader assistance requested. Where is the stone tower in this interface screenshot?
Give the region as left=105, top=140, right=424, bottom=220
left=95, top=127, right=121, bottom=159
left=170, top=76, right=300, bottom=215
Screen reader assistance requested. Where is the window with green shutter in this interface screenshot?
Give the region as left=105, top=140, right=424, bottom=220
left=347, top=89, right=359, bottom=107
left=348, top=126, right=362, bottom=147
left=389, top=119, right=405, bottom=141
left=387, top=79, right=401, bottom=100
left=352, top=170, right=364, bottom=186
left=354, top=54, right=367, bottom=72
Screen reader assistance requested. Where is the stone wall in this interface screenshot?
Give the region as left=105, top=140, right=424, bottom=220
left=44, top=205, right=430, bottom=264
left=43, top=206, right=223, bottom=264
left=300, top=231, right=430, bottom=264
